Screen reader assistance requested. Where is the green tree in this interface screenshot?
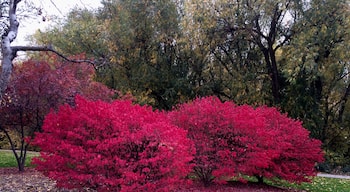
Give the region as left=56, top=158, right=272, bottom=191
left=34, top=0, right=192, bottom=110
left=180, top=0, right=306, bottom=105
left=112, top=0, right=189, bottom=109
left=282, top=0, right=350, bottom=165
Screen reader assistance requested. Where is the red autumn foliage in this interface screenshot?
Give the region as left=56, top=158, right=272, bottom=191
left=168, top=96, right=239, bottom=186
left=1, top=54, right=114, bottom=128
left=32, top=96, right=194, bottom=192
left=169, top=96, right=324, bottom=185
left=249, top=106, right=324, bottom=183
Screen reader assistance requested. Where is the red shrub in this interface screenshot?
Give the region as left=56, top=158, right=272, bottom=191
left=168, top=96, right=240, bottom=185
left=32, top=96, right=194, bottom=192
left=169, top=96, right=324, bottom=185
left=249, top=106, right=324, bottom=183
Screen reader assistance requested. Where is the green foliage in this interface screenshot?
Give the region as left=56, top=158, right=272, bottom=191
left=34, top=0, right=193, bottom=110
left=281, top=0, right=350, bottom=165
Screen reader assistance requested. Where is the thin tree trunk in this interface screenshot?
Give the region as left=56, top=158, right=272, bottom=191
left=0, top=125, right=25, bottom=171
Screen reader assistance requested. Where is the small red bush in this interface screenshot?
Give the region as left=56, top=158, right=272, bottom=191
left=169, top=96, right=323, bottom=185
left=32, top=96, right=194, bottom=192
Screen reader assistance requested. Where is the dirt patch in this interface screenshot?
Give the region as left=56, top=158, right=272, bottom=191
left=0, top=168, right=85, bottom=192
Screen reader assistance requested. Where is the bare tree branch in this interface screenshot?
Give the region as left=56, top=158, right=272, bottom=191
left=12, top=45, right=96, bottom=65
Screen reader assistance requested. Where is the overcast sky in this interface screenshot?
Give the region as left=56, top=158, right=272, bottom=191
left=14, top=0, right=102, bottom=45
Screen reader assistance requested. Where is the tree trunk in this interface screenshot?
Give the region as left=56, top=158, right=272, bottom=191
left=16, top=156, right=25, bottom=172
left=252, top=14, right=282, bottom=104
left=261, top=47, right=281, bottom=104
left=256, top=175, right=264, bottom=183
left=0, top=0, right=20, bottom=98
left=268, top=44, right=281, bottom=104
left=337, top=82, right=350, bottom=122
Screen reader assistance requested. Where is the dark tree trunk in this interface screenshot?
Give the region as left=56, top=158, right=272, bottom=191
left=256, top=175, right=264, bottom=183
left=261, top=47, right=281, bottom=104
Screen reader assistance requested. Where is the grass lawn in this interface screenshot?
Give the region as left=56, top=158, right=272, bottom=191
left=229, top=174, right=350, bottom=192
left=266, top=177, right=350, bottom=192
left=0, top=150, right=39, bottom=167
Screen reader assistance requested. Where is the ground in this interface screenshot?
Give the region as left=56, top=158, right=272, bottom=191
left=0, top=168, right=302, bottom=192
left=0, top=168, right=58, bottom=192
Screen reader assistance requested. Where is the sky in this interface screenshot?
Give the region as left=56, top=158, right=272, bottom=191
left=13, top=0, right=102, bottom=45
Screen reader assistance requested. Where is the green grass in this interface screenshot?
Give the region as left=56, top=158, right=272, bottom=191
left=233, top=174, right=349, bottom=192
left=266, top=176, right=350, bottom=192
left=0, top=150, right=39, bottom=168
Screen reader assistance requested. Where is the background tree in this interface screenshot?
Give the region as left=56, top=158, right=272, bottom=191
left=34, top=0, right=193, bottom=110
left=1, top=0, right=50, bottom=98
left=281, top=0, right=350, bottom=165
left=180, top=0, right=304, bottom=105
left=0, top=53, right=114, bottom=171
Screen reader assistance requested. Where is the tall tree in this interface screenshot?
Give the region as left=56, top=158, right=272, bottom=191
left=181, top=0, right=350, bottom=166
left=237, top=0, right=303, bottom=104
left=181, top=0, right=304, bottom=105
left=282, top=0, right=350, bottom=164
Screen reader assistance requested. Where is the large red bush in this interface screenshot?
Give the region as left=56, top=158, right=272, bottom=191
left=32, top=96, right=194, bottom=192
left=169, top=96, right=324, bottom=185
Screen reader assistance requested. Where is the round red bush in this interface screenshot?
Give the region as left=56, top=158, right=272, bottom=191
left=250, top=106, right=324, bottom=183
left=32, top=96, right=194, bottom=192
left=168, top=96, right=241, bottom=185
left=169, top=96, right=324, bottom=185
